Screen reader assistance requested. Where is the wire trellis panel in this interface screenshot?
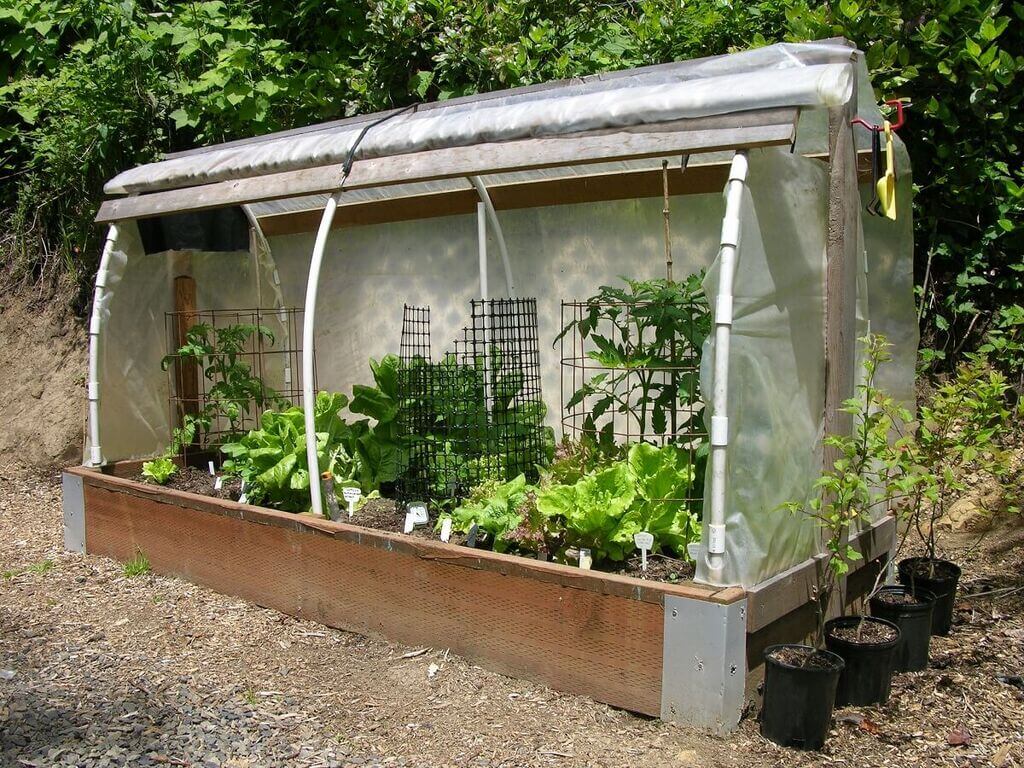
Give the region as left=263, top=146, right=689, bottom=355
left=397, top=298, right=545, bottom=503
left=559, top=296, right=708, bottom=510
left=164, top=306, right=314, bottom=456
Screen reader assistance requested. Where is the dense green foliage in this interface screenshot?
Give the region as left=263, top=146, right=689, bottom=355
left=1, top=1, right=1020, bottom=365
left=442, top=441, right=701, bottom=564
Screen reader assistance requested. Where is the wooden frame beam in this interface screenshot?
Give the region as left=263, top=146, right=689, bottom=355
left=96, top=108, right=797, bottom=223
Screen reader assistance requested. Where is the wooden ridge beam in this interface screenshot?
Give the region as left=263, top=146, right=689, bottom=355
left=96, top=109, right=798, bottom=223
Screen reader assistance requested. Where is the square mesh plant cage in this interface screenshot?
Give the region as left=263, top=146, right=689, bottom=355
left=164, top=307, right=313, bottom=457
left=396, top=299, right=546, bottom=503
left=558, top=277, right=712, bottom=516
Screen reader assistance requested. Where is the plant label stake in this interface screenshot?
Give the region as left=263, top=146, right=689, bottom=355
left=408, top=503, right=429, bottom=525
left=403, top=512, right=416, bottom=534
left=214, top=476, right=223, bottom=491
left=208, top=460, right=216, bottom=476
left=634, top=531, right=654, bottom=572
left=238, top=493, right=248, bottom=504
left=342, top=486, right=361, bottom=518
left=579, top=548, right=593, bottom=570
left=466, top=522, right=479, bottom=548
left=439, top=517, right=453, bottom=543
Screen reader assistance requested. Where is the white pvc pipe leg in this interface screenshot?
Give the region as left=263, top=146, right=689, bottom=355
left=469, top=176, right=514, bottom=295
left=302, top=192, right=342, bottom=517
left=704, top=151, right=749, bottom=586
left=86, top=223, right=121, bottom=467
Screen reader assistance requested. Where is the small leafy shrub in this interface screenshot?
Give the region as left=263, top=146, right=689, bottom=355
left=784, top=335, right=922, bottom=642
left=141, top=457, right=177, bottom=485
left=907, top=354, right=1012, bottom=560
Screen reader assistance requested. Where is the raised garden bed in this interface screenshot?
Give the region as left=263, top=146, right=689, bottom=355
left=63, top=461, right=893, bottom=732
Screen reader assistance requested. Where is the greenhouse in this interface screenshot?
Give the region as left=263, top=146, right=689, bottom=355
left=62, top=37, right=915, bottom=732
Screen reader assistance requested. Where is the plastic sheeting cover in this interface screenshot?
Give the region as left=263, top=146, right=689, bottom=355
left=106, top=43, right=855, bottom=195
left=697, top=150, right=829, bottom=587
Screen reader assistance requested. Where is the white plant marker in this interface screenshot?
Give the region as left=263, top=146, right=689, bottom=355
left=634, top=531, right=655, bottom=572
left=403, top=511, right=416, bottom=534
left=238, top=493, right=248, bottom=505
left=342, top=486, right=361, bottom=519
left=214, top=476, right=223, bottom=491
left=439, top=518, right=453, bottom=543
left=408, top=503, right=429, bottom=525
left=208, top=460, right=216, bottom=476
left=578, top=548, right=593, bottom=570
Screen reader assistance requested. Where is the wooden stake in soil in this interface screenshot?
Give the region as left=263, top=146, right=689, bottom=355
left=172, top=275, right=200, bottom=451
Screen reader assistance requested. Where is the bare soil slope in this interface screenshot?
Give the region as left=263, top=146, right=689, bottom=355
left=0, top=294, right=86, bottom=474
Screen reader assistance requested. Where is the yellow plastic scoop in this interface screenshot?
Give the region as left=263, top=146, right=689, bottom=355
left=876, top=120, right=897, bottom=220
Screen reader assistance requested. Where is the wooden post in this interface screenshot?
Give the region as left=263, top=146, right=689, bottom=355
left=173, top=275, right=199, bottom=450
left=823, top=97, right=861, bottom=608
left=823, top=102, right=860, bottom=469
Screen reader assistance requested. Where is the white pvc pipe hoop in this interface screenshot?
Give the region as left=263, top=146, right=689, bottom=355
left=704, top=150, right=749, bottom=587
left=86, top=223, right=121, bottom=466
left=468, top=176, right=514, bottom=295
left=301, top=191, right=343, bottom=517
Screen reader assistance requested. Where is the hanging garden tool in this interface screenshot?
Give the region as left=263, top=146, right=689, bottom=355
left=867, top=129, right=883, bottom=217
left=853, top=99, right=906, bottom=220
left=876, top=120, right=897, bottom=220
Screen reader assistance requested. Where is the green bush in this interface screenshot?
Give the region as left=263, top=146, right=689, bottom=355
left=1, top=1, right=1019, bottom=370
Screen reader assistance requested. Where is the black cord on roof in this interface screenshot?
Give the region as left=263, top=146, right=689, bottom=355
left=342, top=102, right=420, bottom=177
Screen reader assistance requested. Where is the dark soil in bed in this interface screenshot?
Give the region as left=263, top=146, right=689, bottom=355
left=876, top=589, right=928, bottom=606
left=767, top=645, right=844, bottom=671
left=137, top=465, right=242, bottom=501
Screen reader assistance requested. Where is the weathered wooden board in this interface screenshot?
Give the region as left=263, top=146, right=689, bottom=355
left=95, top=109, right=797, bottom=222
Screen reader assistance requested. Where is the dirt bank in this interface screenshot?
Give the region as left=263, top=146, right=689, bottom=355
left=0, top=293, right=86, bottom=474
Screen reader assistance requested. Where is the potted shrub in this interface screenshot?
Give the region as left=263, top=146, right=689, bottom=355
left=869, top=585, right=936, bottom=672
left=898, top=357, right=1011, bottom=636
left=763, top=335, right=908, bottom=748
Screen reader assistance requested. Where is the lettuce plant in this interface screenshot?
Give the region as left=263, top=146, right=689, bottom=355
left=141, top=457, right=177, bottom=485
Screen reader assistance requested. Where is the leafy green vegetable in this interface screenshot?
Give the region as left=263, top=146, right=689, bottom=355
left=439, top=474, right=533, bottom=553
left=221, top=391, right=356, bottom=512
left=536, top=442, right=700, bottom=564
left=141, top=457, right=177, bottom=485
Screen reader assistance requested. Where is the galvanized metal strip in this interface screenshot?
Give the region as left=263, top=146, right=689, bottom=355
left=62, top=471, right=85, bottom=553
left=661, top=593, right=746, bottom=733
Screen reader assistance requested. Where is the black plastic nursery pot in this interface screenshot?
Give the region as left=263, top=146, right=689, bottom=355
left=760, top=644, right=845, bottom=751
left=898, top=557, right=962, bottom=637
left=824, top=616, right=900, bottom=707
left=869, top=586, right=936, bottom=672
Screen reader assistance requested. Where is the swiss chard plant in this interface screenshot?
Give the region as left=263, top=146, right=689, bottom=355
left=555, top=275, right=711, bottom=451
left=221, top=391, right=357, bottom=512
left=537, top=442, right=699, bottom=563
left=443, top=441, right=701, bottom=564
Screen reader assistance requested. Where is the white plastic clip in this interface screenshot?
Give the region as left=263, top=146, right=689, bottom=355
left=708, top=523, right=726, bottom=555
left=715, top=294, right=733, bottom=325
left=87, top=381, right=99, bottom=401
left=710, top=415, right=729, bottom=447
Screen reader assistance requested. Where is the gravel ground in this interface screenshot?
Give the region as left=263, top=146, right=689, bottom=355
left=2, top=469, right=1023, bottom=767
